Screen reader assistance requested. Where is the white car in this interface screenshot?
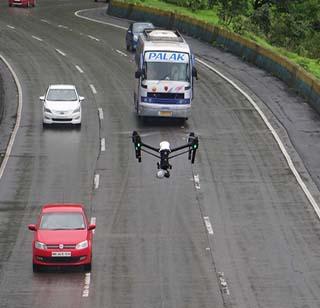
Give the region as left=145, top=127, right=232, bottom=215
left=40, top=85, right=84, bottom=126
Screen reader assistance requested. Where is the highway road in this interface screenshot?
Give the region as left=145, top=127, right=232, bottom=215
left=0, top=1, right=320, bottom=307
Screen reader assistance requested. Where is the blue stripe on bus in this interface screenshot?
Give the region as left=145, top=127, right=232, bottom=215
left=141, top=97, right=191, bottom=104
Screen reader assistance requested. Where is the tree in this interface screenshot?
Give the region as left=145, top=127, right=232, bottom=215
left=216, top=0, right=250, bottom=25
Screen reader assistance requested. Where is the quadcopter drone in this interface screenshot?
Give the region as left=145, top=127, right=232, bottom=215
left=132, top=131, right=199, bottom=178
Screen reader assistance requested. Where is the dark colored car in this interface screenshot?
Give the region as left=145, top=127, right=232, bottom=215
left=125, top=22, right=155, bottom=51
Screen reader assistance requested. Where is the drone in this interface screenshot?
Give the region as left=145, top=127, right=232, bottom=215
left=132, top=131, right=199, bottom=178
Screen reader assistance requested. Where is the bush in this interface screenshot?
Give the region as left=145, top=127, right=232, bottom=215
left=162, top=0, right=208, bottom=10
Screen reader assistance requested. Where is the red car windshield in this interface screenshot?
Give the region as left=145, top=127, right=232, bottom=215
left=39, top=212, right=85, bottom=230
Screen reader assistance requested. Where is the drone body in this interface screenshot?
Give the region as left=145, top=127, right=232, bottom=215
left=132, top=131, right=199, bottom=178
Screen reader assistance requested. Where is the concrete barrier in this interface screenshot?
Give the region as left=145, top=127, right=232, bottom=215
left=108, top=0, right=320, bottom=112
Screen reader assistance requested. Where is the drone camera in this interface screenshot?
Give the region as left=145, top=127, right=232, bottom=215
left=156, top=169, right=170, bottom=179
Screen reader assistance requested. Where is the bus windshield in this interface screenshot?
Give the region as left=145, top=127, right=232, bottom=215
left=144, top=62, right=190, bottom=82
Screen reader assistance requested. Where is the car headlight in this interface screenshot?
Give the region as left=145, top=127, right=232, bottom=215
left=76, top=240, right=88, bottom=250
left=73, top=107, right=81, bottom=114
left=44, top=107, right=52, bottom=113
left=35, top=241, right=47, bottom=250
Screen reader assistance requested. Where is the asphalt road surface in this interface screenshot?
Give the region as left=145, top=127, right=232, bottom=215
left=0, top=1, right=320, bottom=308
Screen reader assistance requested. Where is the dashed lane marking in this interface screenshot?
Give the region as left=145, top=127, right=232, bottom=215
left=75, top=65, right=84, bottom=73
left=194, top=174, right=200, bottom=190
left=55, top=49, right=66, bottom=57
left=90, top=84, right=97, bottom=94
left=203, top=216, right=214, bottom=235
left=58, top=24, right=68, bottom=29
left=90, top=217, right=96, bottom=234
left=7, top=25, right=15, bottom=29
left=116, top=49, right=127, bottom=57
left=94, top=174, right=100, bottom=190
left=40, top=19, right=51, bottom=24
left=32, top=35, right=43, bottom=42
left=82, top=273, right=91, bottom=297
left=88, top=35, right=100, bottom=42
left=98, top=108, right=104, bottom=120
left=218, top=272, right=230, bottom=295
left=101, top=138, right=106, bottom=152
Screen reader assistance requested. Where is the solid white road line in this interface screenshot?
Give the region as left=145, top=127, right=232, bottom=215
left=82, top=273, right=91, bottom=297
left=94, top=174, right=100, bottom=189
left=55, top=49, right=66, bottom=57
left=196, top=58, right=320, bottom=219
left=32, top=35, right=43, bottom=42
left=88, top=35, right=100, bottom=42
left=90, top=84, right=97, bottom=94
left=7, top=25, right=15, bottom=29
left=194, top=174, right=200, bottom=190
left=0, top=55, right=23, bottom=180
left=75, top=9, right=127, bottom=30
left=75, top=65, right=84, bottom=73
left=116, top=49, right=127, bottom=57
left=101, top=138, right=106, bottom=152
left=203, top=216, right=214, bottom=235
left=74, top=8, right=320, bottom=220
left=98, top=108, right=104, bottom=120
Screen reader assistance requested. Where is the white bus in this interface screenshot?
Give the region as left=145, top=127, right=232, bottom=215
left=134, top=29, right=197, bottom=120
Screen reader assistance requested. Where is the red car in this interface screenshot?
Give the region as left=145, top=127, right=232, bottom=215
left=8, top=0, right=35, bottom=7
left=28, top=203, right=95, bottom=272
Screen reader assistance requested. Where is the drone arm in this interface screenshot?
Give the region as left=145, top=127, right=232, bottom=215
left=141, top=143, right=159, bottom=152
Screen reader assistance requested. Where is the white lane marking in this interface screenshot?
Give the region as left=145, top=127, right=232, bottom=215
left=75, top=65, right=84, bottom=73
left=58, top=24, right=68, bottom=29
left=101, top=138, right=106, bottom=152
left=88, top=35, right=100, bottom=42
left=90, top=217, right=96, bottom=234
left=203, top=216, right=214, bottom=235
left=82, top=273, right=91, bottom=297
left=7, top=25, right=15, bottom=29
left=98, top=108, right=104, bottom=120
left=90, top=84, right=97, bottom=94
left=218, top=272, right=230, bottom=295
left=194, top=174, right=200, bottom=190
left=32, top=35, right=43, bottom=42
left=116, top=49, right=127, bottom=57
left=0, top=55, right=23, bottom=180
left=196, top=58, right=320, bottom=219
left=94, top=174, right=100, bottom=189
left=55, top=49, right=66, bottom=57
left=75, top=9, right=127, bottom=30
left=74, top=8, right=320, bottom=219
left=40, top=19, right=51, bottom=24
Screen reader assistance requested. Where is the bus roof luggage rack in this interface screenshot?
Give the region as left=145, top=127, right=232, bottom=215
left=143, top=29, right=184, bottom=42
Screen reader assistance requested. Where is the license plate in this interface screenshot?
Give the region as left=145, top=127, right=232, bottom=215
left=159, top=111, right=172, bottom=117
left=52, top=251, right=71, bottom=257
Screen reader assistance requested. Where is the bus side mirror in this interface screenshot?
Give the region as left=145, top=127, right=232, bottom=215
left=192, top=67, right=198, bottom=80
left=135, top=70, right=142, bottom=79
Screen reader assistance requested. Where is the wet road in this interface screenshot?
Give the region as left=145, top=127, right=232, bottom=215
left=0, top=1, right=320, bottom=307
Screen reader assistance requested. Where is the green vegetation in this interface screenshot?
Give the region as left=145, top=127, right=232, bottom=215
left=121, top=0, right=320, bottom=80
